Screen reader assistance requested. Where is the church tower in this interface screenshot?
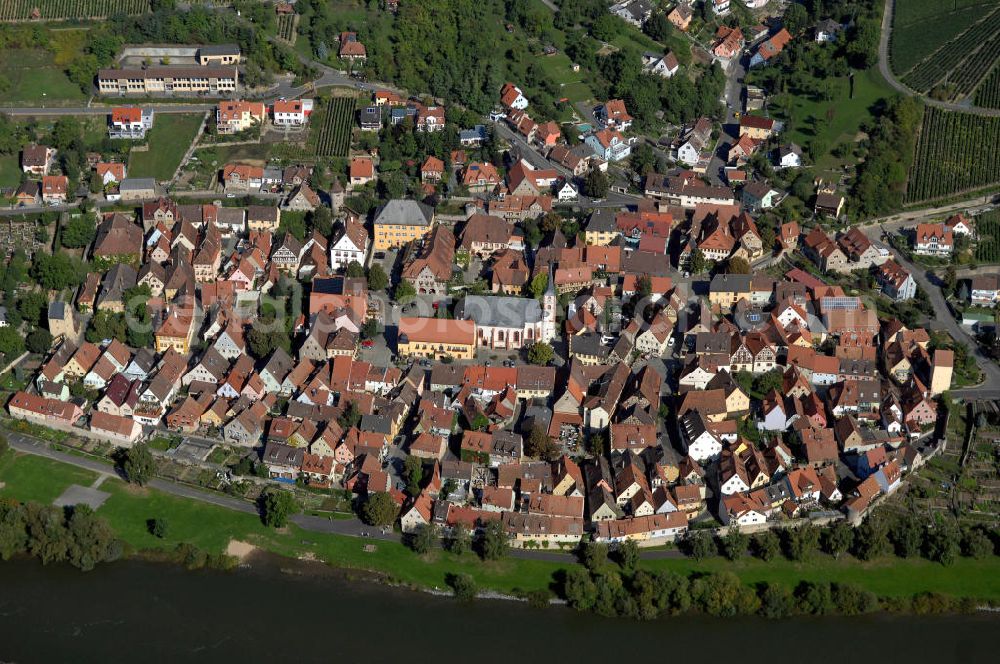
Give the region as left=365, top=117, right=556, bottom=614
left=541, top=263, right=557, bottom=343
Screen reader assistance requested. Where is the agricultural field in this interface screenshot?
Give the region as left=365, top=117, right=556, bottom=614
left=974, top=210, right=1000, bottom=263
left=973, top=65, right=1000, bottom=109
left=895, top=4, right=1000, bottom=100
left=890, top=0, right=997, bottom=74
left=0, top=0, right=148, bottom=21
left=128, top=113, right=206, bottom=182
left=906, top=107, right=1000, bottom=204
left=310, top=96, right=355, bottom=158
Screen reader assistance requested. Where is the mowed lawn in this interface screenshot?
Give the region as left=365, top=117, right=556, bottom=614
left=771, top=67, right=894, bottom=175
left=3, top=451, right=1000, bottom=601
left=0, top=49, right=87, bottom=105
left=129, top=113, right=205, bottom=181
left=0, top=452, right=97, bottom=505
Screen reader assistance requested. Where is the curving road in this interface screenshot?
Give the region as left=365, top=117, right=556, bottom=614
left=878, top=0, right=1000, bottom=118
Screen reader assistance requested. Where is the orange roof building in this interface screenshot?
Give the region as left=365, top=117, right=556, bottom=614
left=397, top=317, right=477, bottom=360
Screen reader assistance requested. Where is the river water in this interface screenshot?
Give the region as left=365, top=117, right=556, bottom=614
left=0, top=556, right=996, bottom=664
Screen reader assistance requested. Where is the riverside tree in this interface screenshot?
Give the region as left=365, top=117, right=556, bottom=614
left=480, top=520, right=508, bottom=560
left=121, top=444, right=155, bottom=486
left=361, top=492, right=398, bottom=527
left=259, top=488, right=299, bottom=528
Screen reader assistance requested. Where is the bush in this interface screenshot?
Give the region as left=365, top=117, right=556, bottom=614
left=758, top=582, right=795, bottom=619
left=147, top=517, right=170, bottom=539
left=445, top=572, right=477, bottom=601
left=831, top=582, right=878, bottom=615
left=0, top=433, right=8, bottom=458
left=525, top=589, right=550, bottom=609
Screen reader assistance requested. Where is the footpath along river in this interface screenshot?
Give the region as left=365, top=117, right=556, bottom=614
left=0, top=554, right=996, bottom=663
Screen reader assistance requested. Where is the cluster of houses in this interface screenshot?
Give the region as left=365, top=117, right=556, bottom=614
left=358, top=90, right=446, bottom=133
left=216, top=98, right=315, bottom=135
left=0, top=17, right=966, bottom=548
left=8, top=141, right=954, bottom=545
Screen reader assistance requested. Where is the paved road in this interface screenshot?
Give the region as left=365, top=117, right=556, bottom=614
left=863, top=194, right=997, bottom=229
left=859, top=224, right=1000, bottom=399
left=878, top=0, right=1000, bottom=118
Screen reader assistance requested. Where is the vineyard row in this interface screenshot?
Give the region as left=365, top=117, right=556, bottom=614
left=312, top=98, right=355, bottom=158
left=0, top=0, right=149, bottom=22
left=906, top=107, right=1000, bottom=203
left=900, top=7, right=1000, bottom=93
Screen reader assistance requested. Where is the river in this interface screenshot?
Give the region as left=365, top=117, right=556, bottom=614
left=0, top=555, right=996, bottom=663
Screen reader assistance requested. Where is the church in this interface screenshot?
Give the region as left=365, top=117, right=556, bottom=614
left=456, top=281, right=557, bottom=350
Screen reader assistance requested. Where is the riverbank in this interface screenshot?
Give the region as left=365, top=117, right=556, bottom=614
left=3, top=449, right=1000, bottom=606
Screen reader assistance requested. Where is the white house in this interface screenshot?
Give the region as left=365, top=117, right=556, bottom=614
left=109, top=107, right=154, bottom=139
left=585, top=129, right=631, bottom=162
left=719, top=472, right=750, bottom=496
left=720, top=494, right=768, bottom=526
left=272, top=98, right=314, bottom=128
left=945, top=214, right=974, bottom=237
left=815, top=19, right=843, bottom=43
left=642, top=52, right=680, bottom=78
left=500, top=82, right=529, bottom=110
left=875, top=259, right=917, bottom=302
left=776, top=144, right=802, bottom=168
left=679, top=411, right=723, bottom=461
left=557, top=180, right=578, bottom=202
left=610, top=0, right=653, bottom=27
left=970, top=275, right=1000, bottom=307
left=712, top=0, right=732, bottom=16
left=913, top=223, right=953, bottom=256
left=758, top=395, right=789, bottom=432
left=329, top=216, right=369, bottom=271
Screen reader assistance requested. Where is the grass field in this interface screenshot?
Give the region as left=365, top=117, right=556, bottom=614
left=0, top=154, right=21, bottom=189
left=0, top=453, right=97, bottom=505
left=128, top=113, right=205, bottom=181
left=0, top=49, right=87, bottom=105
left=197, top=142, right=273, bottom=166
left=771, top=67, right=894, bottom=175
left=3, top=450, right=1000, bottom=601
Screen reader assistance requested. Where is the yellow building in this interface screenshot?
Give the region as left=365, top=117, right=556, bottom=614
left=216, top=100, right=266, bottom=134
left=930, top=349, right=953, bottom=395
left=584, top=208, right=618, bottom=246
left=247, top=205, right=281, bottom=233
left=397, top=317, right=476, bottom=360
left=155, top=309, right=196, bottom=354
left=373, top=199, right=435, bottom=251
left=708, top=274, right=753, bottom=310
left=98, top=66, right=238, bottom=96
